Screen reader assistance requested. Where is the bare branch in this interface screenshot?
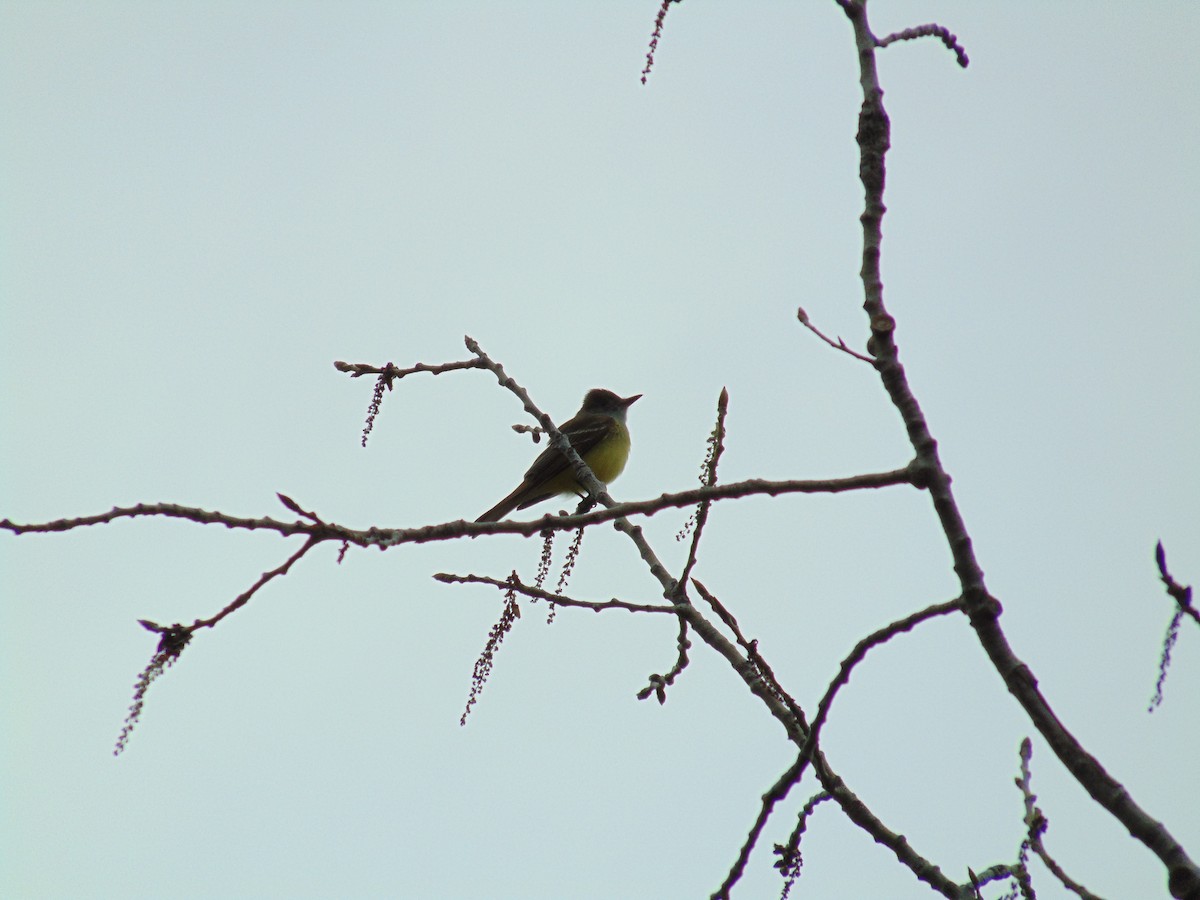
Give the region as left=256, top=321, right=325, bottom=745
left=434, top=572, right=675, bottom=615
left=843, top=4, right=1200, bottom=893
left=692, top=579, right=804, bottom=718
left=776, top=791, right=833, bottom=899
left=1015, top=738, right=1104, bottom=899
left=193, top=537, right=319, bottom=630
left=276, top=492, right=322, bottom=522
left=713, top=597, right=964, bottom=898
left=637, top=614, right=691, bottom=705
left=703, top=584, right=967, bottom=898
left=796, top=307, right=877, bottom=364
left=797, top=598, right=964, bottom=773
left=333, top=358, right=485, bottom=379
left=713, top=772, right=828, bottom=900
left=334, top=358, right=486, bottom=447
left=876, top=23, right=970, bottom=68
left=1, top=502, right=320, bottom=537
left=812, top=765, right=965, bottom=898
left=3, top=469, right=914, bottom=544
left=114, top=536, right=317, bottom=753
left=966, top=864, right=1023, bottom=896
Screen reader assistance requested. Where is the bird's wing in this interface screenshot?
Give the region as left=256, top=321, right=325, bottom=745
left=521, top=412, right=616, bottom=484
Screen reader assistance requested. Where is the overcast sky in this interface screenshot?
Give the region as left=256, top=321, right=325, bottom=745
left=3, top=3, right=1198, bottom=898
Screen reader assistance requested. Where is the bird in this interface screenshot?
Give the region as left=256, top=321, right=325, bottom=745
left=476, top=388, right=640, bottom=522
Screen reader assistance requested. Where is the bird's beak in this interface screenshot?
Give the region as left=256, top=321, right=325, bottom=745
left=621, top=393, right=642, bottom=408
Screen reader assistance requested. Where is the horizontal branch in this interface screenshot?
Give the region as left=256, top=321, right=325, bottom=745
left=1, top=466, right=917, bottom=545
left=0, top=503, right=311, bottom=536
left=333, top=358, right=485, bottom=378
left=449, top=466, right=917, bottom=540
left=434, top=572, right=675, bottom=614
left=876, top=23, right=970, bottom=68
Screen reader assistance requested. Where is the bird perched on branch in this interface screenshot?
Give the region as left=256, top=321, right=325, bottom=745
left=476, top=388, right=640, bottom=522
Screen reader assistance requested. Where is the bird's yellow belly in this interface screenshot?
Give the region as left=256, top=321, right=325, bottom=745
left=582, top=422, right=631, bottom=484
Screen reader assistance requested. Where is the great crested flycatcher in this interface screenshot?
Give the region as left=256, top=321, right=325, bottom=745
left=476, top=388, right=640, bottom=523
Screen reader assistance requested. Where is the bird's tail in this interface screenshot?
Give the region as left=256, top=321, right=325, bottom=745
left=475, top=484, right=529, bottom=523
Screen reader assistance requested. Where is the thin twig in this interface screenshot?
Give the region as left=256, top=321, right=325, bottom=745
left=777, top=791, right=834, bottom=898
left=796, top=599, right=964, bottom=772
left=1015, top=738, right=1104, bottom=899
left=796, top=307, right=876, bottom=364
left=637, top=615, right=692, bottom=704
left=335, top=358, right=486, bottom=447
left=715, top=597, right=963, bottom=898
left=114, top=536, right=318, bottom=753
left=712, top=765, right=815, bottom=899
left=434, top=572, right=675, bottom=615
left=693, top=579, right=804, bottom=718
left=191, top=537, right=318, bottom=630
left=679, top=388, right=729, bottom=586
left=333, top=358, right=485, bottom=379
left=876, top=23, right=969, bottom=68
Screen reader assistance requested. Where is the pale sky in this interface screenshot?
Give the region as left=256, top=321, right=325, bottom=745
left=2, top=3, right=1198, bottom=898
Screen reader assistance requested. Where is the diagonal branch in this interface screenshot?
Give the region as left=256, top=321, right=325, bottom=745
left=842, top=2, right=1200, bottom=895
left=1014, top=738, right=1103, bottom=899
left=797, top=598, right=964, bottom=774
left=796, top=307, right=876, bottom=364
